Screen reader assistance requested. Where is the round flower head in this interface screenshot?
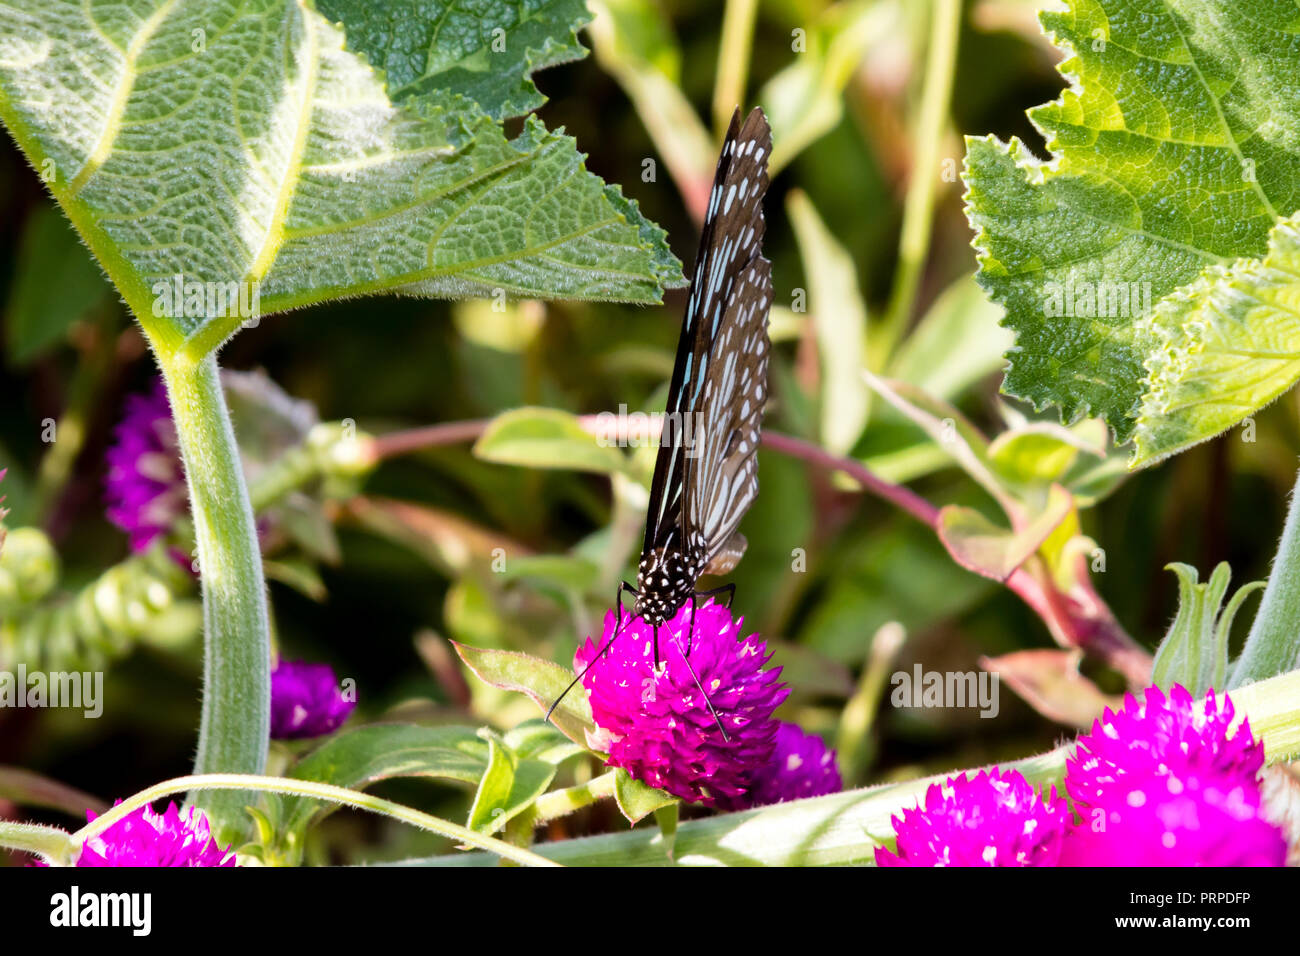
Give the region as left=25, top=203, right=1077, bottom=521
left=75, top=802, right=234, bottom=867
left=1062, top=684, right=1285, bottom=866
left=876, top=768, right=1069, bottom=866
left=743, top=722, right=842, bottom=808
left=105, top=380, right=187, bottom=552
left=270, top=659, right=356, bottom=739
left=575, top=600, right=788, bottom=807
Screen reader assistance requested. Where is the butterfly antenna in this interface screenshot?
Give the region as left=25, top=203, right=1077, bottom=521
left=545, top=607, right=631, bottom=725
left=675, top=633, right=730, bottom=743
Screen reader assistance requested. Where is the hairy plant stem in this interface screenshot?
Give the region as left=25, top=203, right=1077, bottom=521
left=1231, top=465, right=1300, bottom=688
left=531, top=770, right=618, bottom=824
left=157, top=352, right=269, bottom=846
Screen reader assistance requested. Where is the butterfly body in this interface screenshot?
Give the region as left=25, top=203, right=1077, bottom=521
left=634, top=547, right=704, bottom=627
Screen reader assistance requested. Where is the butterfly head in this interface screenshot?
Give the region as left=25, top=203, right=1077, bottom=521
left=634, top=548, right=702, bottom=626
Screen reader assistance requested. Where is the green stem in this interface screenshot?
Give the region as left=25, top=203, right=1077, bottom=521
left=411, top=745, right=1072, bottom=866
left=72, top=774, right=559, bottom=867
left=836, top=622, right=906, bottom=783
left=0, top=820, right=77, bottom=864
left=532, top=770, right=618, bottom=824
left=1231, top=467, right=1300, bottom=688
left=713, top=0, right=759, bottom=135
left=876, top=0, right=961, bottom=367
left=157, top=354, right=269, bottom=846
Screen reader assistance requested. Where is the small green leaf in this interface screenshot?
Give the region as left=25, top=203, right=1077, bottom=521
left=467, top=732, right=556, bottom=835
left=501, top=554, right=601, bottom=594
left=887, top=275, right=1012, bottom=400
left=987, top=422, right=1105, bottom=488
left=937, top=484, right=1073, bottom=583
left=453, top=642, right=596, bottom=748
left=474, top=407, right=626, bottom=475
left=613, top=768, right=676, bottom=825
left=263, top=558, right=328, bottom=602
left=5, top=205, right=110, bottom=364
left=284, top=723, right=488, bottom=833
left=503, top=719, right=587, bottom=765
left=1153, top=562, right=1263, bottom=695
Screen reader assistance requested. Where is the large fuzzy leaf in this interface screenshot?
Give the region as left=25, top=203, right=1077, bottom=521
left=964, top=0, right=1300, bottom=464
left=0, top=0, right=682, bottom=354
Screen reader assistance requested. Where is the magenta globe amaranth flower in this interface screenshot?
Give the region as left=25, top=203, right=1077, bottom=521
left=575, top=600, right=788, bottom=807
left=743, top=722, right=842, bottom=808
left=105, top=380, right=187, bottom=552
left=1061, top=684, right=1285, bottom=866
left=270, top=659, right=356, bottom=739
left=876, top=768, right=1069, bottom=866
left=75, top=802, right=234, bottom=867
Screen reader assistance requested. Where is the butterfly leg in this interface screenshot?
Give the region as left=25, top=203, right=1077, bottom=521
left=546, top=580, right=638, bottom=725
left=685, top=592, right=697, bottom=657
left=693, top=582, right=736, bottom=611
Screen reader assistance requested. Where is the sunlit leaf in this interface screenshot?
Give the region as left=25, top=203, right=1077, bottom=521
left=453, top=641, right=596, bottom=748
left=467, top=732, right=556, bottom=835
left=0, top=0, right=682, bottom=357
left=964, top=0, right=1300, bottom=461
left=474, top=407, right=627, bottom=475
left=613, top=767, right=676, bottom=825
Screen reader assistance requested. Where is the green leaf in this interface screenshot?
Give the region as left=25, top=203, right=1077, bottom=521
left=788, top=190, right=871, bottom=456
left=4, top=204, right=110, bottom=363
left=474, top=407, right=626, bottom=474
left=936, top=483, right=1073, bottom=583
left=453, top=641, right=596, bottom=748
left=887, top=275, right=1012, bottom=400
left=964, top=0, right=1300, bottom=458
left=987, top=421, right=1104, bottom=488
left=501, top=554, right=600, bottom=591
left=0, top=0, right=682, bottom=357
left=502, top=719, right=586, bottom=765
left=1152, top=562, right=1266, bottom=695
left=318, top=0, right=592, bottom=122
left=284, top=723, right=488, bottom=833
left=1135, top=214, right=1300, bottom=463
left=467, top=731, right=556, bottom=835
left=613, top=767, right=676, bottom=825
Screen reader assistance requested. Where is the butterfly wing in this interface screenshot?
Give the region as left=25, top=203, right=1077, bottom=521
left=642, top=107, right=773, bottom=569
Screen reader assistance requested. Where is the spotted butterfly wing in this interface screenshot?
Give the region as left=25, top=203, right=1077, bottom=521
left=634, top=107, right=773, bottom=626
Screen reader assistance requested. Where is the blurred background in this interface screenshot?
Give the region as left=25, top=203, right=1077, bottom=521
left=3, top=0, right=1297, bottom=863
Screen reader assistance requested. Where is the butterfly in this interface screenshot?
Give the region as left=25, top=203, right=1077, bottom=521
left=548, top=107, right=773, bottom=739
